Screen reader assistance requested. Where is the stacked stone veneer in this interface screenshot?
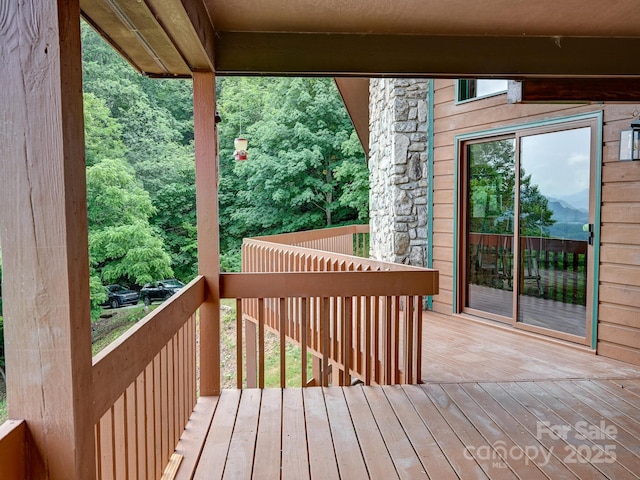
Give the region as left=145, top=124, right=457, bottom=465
left=369, top=78, right=430, bottom=266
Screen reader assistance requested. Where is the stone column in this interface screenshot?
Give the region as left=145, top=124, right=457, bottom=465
left=369, top=79, right=430, bottom=267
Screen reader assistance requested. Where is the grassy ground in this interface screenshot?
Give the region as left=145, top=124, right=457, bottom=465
left=220, top=299, right=311, bottom=388
left=91, top=304, right=157, bottom=356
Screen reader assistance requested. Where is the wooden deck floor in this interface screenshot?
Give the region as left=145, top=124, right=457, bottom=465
left=173, top=313, right=640, bottom=480
left=421, top=311, right=640, bottom=383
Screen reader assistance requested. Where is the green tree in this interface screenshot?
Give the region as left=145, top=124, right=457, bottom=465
left=217, top=77, right=367, bottom=262
left=87, top=158, right=173, bottom=287
left=82, top=21, right=198, bottom=281
left=469, top=140, right=554, bottom=236
left=83, top=92, right=126, bottom=166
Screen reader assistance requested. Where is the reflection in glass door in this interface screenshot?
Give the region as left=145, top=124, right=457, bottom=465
left=465, top=139, right=515, bottom=320
left=463, top=123, right=594, bottom=343
left=517, top=128, right=591, bottom=337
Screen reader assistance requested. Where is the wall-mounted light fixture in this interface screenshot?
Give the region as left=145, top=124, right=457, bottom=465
left=619, top=119, right=640, bottom=161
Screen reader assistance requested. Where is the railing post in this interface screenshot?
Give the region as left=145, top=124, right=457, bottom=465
left=194, top=72, right=221, bottom=395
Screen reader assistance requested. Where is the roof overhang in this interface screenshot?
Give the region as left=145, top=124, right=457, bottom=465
left=81, top=0, right=640, bottom=79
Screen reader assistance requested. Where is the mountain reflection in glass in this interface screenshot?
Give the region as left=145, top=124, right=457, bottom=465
left=466, top=139, right=515, bottom=318
left=517, top=128, right=590, bottom=337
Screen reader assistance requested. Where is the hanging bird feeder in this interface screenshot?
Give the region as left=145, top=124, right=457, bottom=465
left=234, top=136, right=248, bottom=161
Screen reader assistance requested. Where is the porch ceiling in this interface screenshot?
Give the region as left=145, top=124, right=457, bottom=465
left=81, top=0, right=640, bottom=78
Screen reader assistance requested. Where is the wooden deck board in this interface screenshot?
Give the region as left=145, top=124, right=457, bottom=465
left=303, top=388, right=340, bottom=480
left=223, top=389, right=261, bottom=479
left=175, top=316, right=640, bottom=480
left=383, top=385, right=458, bottom=480
left=252, top=388, right=282, bottom=480
left=343, top=385, right=399, bottom=479
left=193, top=389, right=240, bottom=480
left=362, top=386, right=428, bottom=479
left=281, top=388, right=310, bottom=480
left=322, top=387, right=369, bottom=479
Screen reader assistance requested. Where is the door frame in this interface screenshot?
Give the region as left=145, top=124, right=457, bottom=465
left=452, top=111, right=603, bottom=348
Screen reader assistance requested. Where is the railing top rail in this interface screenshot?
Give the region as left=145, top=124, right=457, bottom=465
left=469, top=232, right=587, bottom=254
left=91, top=275, right=205, bottom=424
left=243, top=238, right=424, bottom=272
left=249, top=224, right=369, bottom=245
left=220, top=270, right=439, bottom=298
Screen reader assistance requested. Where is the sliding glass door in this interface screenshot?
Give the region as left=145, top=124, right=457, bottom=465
left=461, top=120, right=596, bottom=344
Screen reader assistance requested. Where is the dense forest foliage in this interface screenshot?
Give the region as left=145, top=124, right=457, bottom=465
left=80, top=23, right=367, bottom=317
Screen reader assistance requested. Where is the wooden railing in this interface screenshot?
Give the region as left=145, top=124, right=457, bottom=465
left=1, top=225, right=437, bottom=478
left=91, top=276, right=204, bottom=480
left=469, top=233, right=587, bottom=305
left=257, top=224, right=370, bottom=257
left=225, top=226, right=438, bottom=388
left=0, top=420, right=26, bottom=480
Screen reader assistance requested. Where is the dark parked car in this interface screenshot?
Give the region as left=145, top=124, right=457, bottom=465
left=140, top=279, right=185, bottom=306
left=102, top=284, right=139, bottom=309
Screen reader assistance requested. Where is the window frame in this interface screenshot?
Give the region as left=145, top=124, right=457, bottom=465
left=456, top=79, right=509, bottom=104
left=452, top=111, right=604, bottom=347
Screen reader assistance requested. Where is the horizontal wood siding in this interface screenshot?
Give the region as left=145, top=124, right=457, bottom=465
left=431, top=79, right=640, bottom=365
left=599, top=105, right=640, bottom=365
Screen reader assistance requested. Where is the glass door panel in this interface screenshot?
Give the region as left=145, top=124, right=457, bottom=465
left=517, top=128, right=591, bottom=337
left=466, top=139, right=515, bottom=319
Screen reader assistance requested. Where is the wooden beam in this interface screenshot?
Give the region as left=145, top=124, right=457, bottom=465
left=214, top=32, right=640, bottom=77
left=194, top=72, right=222, bottom=395
left=177, top=0, right=215, bottom=71
left=0, top=1, right=95, bottom=478
left=335, top=78, right=370, bottom=157
left=508, top=78, right=640, bottom=103
left=219, top=271, right=439, bottom=299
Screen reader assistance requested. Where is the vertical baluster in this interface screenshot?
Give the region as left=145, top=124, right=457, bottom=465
left=125, top=383, right=137, bottom=480
left=322, top=297, right=330, bottom=386
left=373, top=295, right=380, bottom=384
left=280, top=297, right=287, bottom=388
left=236, top=299, right=244, bottom=389
left=167, top=338, right=175, bottom=454
left=301, top=297, right=308, bottom=387
left=405, top=295, right=414, bottom=384
left=343, top=297, right=352, bottom=386
left=136, top=372, right=147, bottom=480
left=384, top=296, right=392, bottom=384
left=364, top=295, right=372, bottom=385
left=113, top=395, right=127, bottom=480
left=393, top=296, right=401, bottom=383
left=416, top=296, right=423, bottom=384
left=258, top=298, right=265, bottom=389
left=562, top=249, right=569, bottom=303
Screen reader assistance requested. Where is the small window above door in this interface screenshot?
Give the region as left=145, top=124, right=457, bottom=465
left=457, top=79, right=509, bottom=103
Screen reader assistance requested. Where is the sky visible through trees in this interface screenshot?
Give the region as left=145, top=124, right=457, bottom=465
left=81, top=22, right=368, bottom=317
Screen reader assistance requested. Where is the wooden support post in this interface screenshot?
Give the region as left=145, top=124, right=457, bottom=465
left=0, top=1, right=96, bottom=477
left=194, top=72, right=221, bottom=396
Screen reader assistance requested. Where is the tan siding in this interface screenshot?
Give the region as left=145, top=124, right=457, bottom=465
left=599, top=304, right=640, bottom=328
left=430, top=79, right=640, bottom=365
left=599, top=104, right=640, bottom=365
left=599, top=264, right=640, bottom=287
